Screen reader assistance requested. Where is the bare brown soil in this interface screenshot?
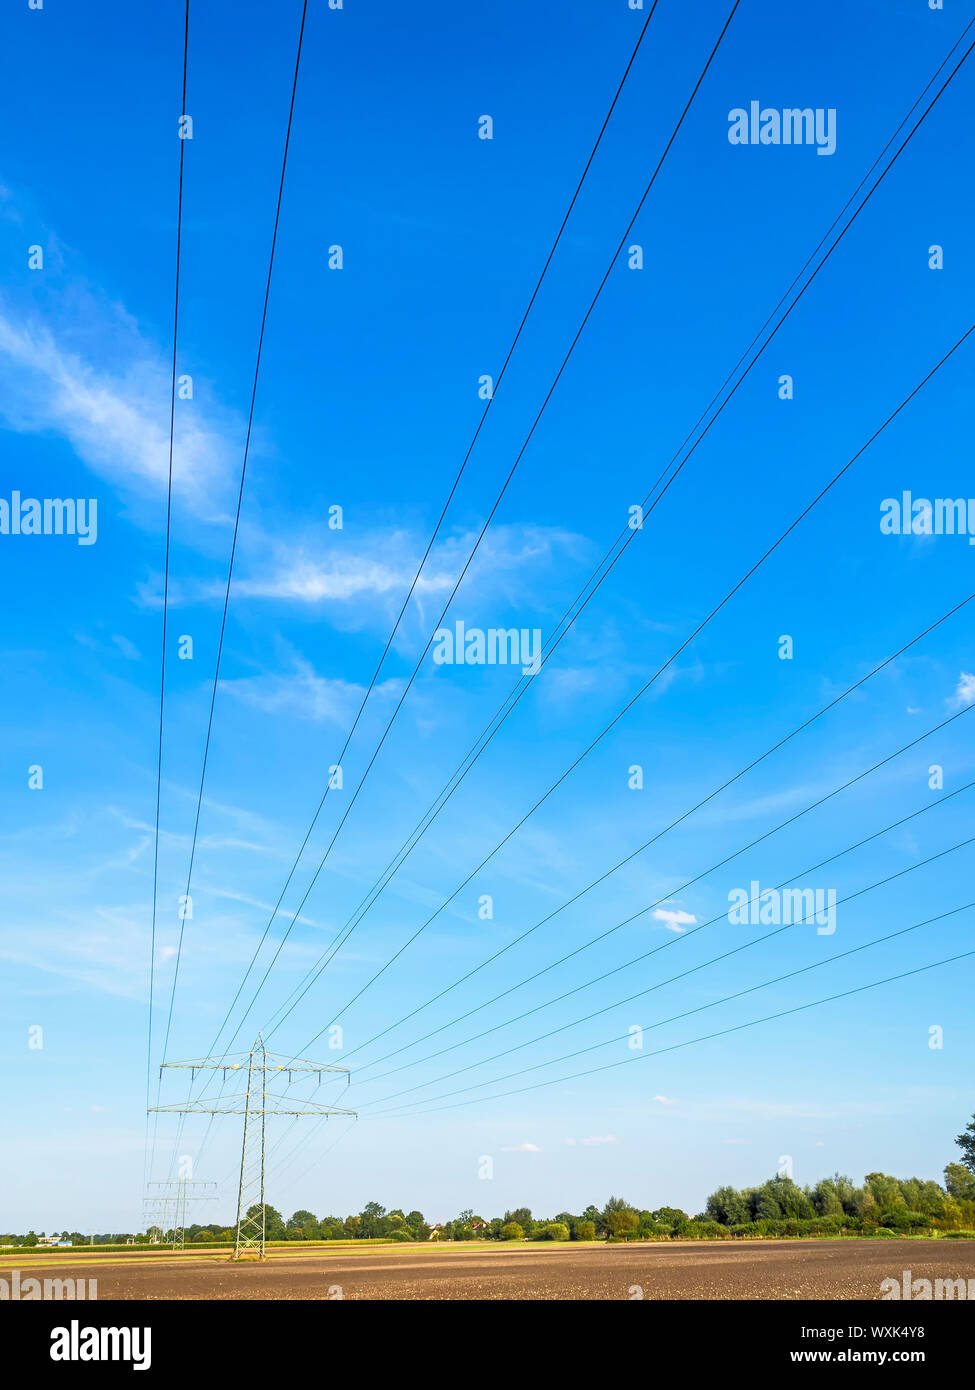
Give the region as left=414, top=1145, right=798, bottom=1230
left=7, top=1238, right=975, bottom=1300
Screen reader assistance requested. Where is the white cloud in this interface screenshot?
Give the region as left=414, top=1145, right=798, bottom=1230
left=652, top=907, right=696, bottom=933
left=230, top=523, right=585, bottom=616
left=0, top=303, right=236, bottom=513
left=110, top=634, right=140, bottom=661
left=581, top=1135, right=616, bottom=1146
left=203, top=885, right=324, bottom=930
left=653, top=1095, right=675, bottom=1106
left=221, top=656, right=403, bottom=726
left=949, top=672, right=975, bottom=709
left=500, top=1143, right=540, bottom=1153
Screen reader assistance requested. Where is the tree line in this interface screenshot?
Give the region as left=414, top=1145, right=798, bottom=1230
left=5, top=1114, right=973, bottom=1248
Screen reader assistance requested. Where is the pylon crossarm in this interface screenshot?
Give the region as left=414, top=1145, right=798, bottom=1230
left=159, top=1053, right=349, bottom=1078
left=158, top=1052, right=253, bottom=1070
left=150, top=1101, right=356, bottom=1116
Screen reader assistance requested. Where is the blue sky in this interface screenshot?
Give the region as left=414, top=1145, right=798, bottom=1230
left=2, top=0, right=974, bottom=1232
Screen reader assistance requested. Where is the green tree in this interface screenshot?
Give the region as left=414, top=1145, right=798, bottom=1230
left=288, top=1209, right=318, bottom=1240
left=705, top=1185, right=750, bottom=1225
left=956, top=1113, right=975, bottom=1175
left=503, top=1208, right=534, bottom=1236
left=500, top=1222, right=524, bottom=1241
left=245, top=1204, right=285, bottom=1240
left=864, top=1173, right=905, bottom=1212
left=574, top=1220, right=596, bottom=1241
left=358, top=1202, right=386, bottom=1238
left=537, top=1222, right=570, bottom=1241
left=945, top=1162, right=975, bottom=1201
left=652, top=1207, right=689, bottom=1234
left=405, top=1210, right=430, bottom=1240
left=811, top=1179, right=845, bottom=1219
left=602, top=1197, right=639, bottom=1239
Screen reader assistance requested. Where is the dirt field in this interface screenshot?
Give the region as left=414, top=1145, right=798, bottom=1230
left=6, top=1238, right=975, bottom=1300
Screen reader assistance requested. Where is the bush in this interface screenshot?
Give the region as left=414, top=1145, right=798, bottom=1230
left=574, top=1221, right=596, bottom=1241
left=878, top=1209, right=930, bottom=1232
left=683, top=1221, right=730, bottom=1240
left=535, top=1222, right=570, bottom=1242
left=500, top=1222, right=524, bottom=1241
left=638, top=1221, right=667, bottom=1239
left=387, top=1230, right=413, bottom=1242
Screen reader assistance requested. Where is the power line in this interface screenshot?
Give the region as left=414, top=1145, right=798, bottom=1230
left=353, top=761, right=975, bottom=1094
left=267, top=1117, right=358, bottom=1203
left=278, top=322, right=975, bottom=1063
left=258, top=645, right=975, bottom=1175
left=150, top=0, right=312, bottom=1184
left=335, top=706, right=973, bottom=1073
left=160, top=1, right=674, bottom=1174
left=189, top=0, right=664, bottom=1068
left=158, top=0, right=311, bottom=1067
left=277, top=598, right=975, bottom=1065
left=144, top=0, right=190, bottom=1191
left=376, top=931, right=975, bottom=1117
left=193, top=0, right=744, bottom=1065
left=359, top=832, right=975, bottom=1109
left=216, top=19, right=975, bottom=1180
left=254, top=28, right=975, bottom=1055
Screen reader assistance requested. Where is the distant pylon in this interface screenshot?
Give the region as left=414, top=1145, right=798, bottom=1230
left=150, top=1033, right=354, bottom=1259
left=145, top=1180, right=217, bottom=1249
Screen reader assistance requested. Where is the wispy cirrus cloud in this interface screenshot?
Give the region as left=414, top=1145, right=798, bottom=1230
left=220, top=655, right=404, bottom=726
left=228, top=522, right=587, bottom=615
left=0, top=301, right=238, bottom=515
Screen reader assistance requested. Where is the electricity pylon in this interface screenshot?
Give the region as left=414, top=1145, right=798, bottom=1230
left=150, top=1033, right=354, bottom=1259
left=144, top=1180, right=217, bottom=1249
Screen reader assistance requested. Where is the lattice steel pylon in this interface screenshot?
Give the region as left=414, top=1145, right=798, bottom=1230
left=150, top=1033, right=354, bottom=1259
left=145, top=1180, right=217, bottom=1249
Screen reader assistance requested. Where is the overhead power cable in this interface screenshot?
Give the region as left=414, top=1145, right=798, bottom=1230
left=378, top=928, right=975, bottom=1116
left=359, top=832, right=975, bottom=1109
left=254, top=28, right=975, bottom=1056
left=150, top=0, right=311, bottom=1184
left=157, top=0, right=312, bottom=1069
left=195, top=0, right=744, bottom=1063
left=145, top=0, right=191, bottom=1191
left=278, top=323, right=975, bottom=1064
left=261, top=671, right=975, bottom=1178
left=353, top=764, right=975, bottom=1094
